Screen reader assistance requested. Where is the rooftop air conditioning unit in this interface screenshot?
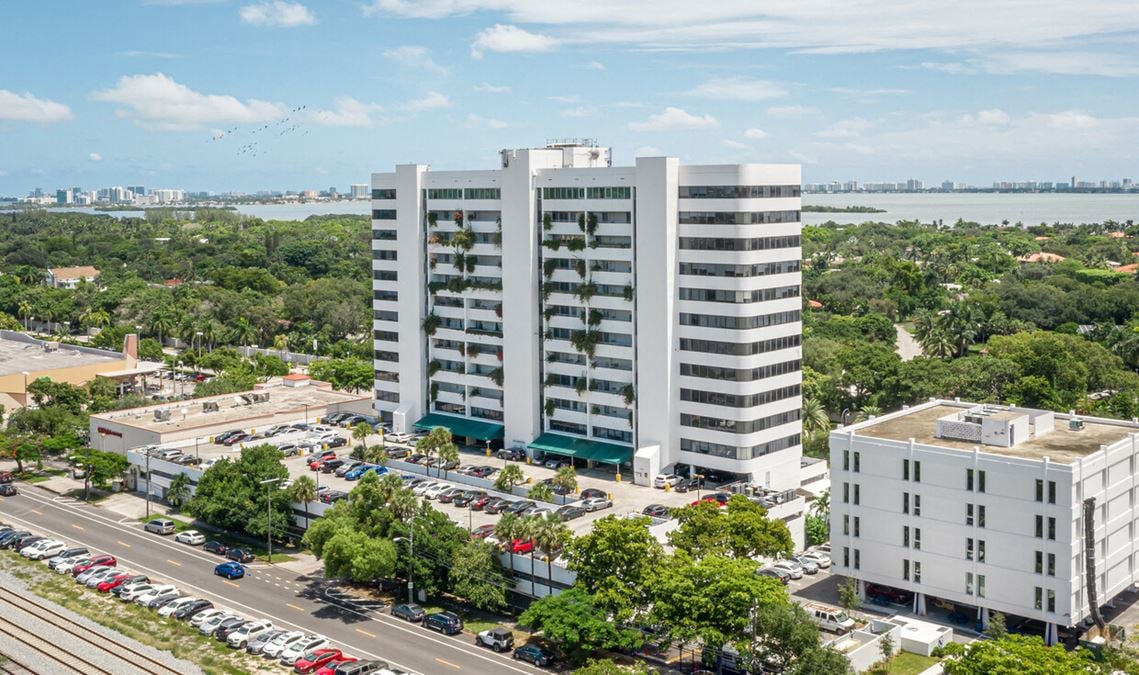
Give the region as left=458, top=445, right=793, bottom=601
left=153, top=409, right=171, bottom=421
left=1070, top=418, right=1085, bottom=431
left=202, top=401, right=219, bottom=413
left=251, top=392, right=270, bottom=403
left=43, top=342, right=59, bottom=352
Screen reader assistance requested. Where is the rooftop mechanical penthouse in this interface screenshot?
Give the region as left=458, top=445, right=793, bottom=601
left=831, top=399, right=1139, bottom=644
left=371, top=141, right=802, bottom=487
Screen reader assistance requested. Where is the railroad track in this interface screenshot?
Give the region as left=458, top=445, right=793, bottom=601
left=0, top=649, right=41, bottom=675
left=0, top=586, right=182, bottom=675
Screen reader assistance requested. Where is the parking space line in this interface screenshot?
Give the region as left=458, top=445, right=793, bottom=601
left=355, top=628, right=376, bottom=638
left=167, top=559, right=182, bottom=566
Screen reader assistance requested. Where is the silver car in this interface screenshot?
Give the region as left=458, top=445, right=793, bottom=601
left=580, top=497, right=612, bottom=512
left=793, top=555, right=820, bottom=575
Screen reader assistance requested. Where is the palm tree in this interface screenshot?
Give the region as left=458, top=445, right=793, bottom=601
left=200, top=320, right=222, bottom=352
left=802, top=398, right=830, bottom=435
left=81, top=308, right=111, bottom=331
left=231, top=317, right=257, bottom=348
left=910, top=309, right=937, bottom=345
left=532, top=512, right=572, bottom=595
left=167, top=472, right=192, bottom=511
left=417, top=427, right=455, bottom=478
left=528, top=482, right=554, bottom=504
left=438, top=442, right=459, bottom=481
left=495, top=512, right=524, bottom=580
left=550, top=465, right=578, bottom=495
left=17, top=301, right=31, bottom=331
left=519, top=515, right=541, bottom=596
left=855, top=405, right=883, bottom=422
left=288, top=475, right=318, bottom=529
left=388, top=488, right=419, bottom=523
left=921, top=328, right=955, bottom=360
left=150, top=310, right=175, bottom=348
left=809, top=489, right=830, bottom=519
left=353, top=422, right=373, bottom=452
left=494, top=463, right=525, bottom=493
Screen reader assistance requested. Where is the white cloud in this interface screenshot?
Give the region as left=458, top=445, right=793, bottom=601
left=585, top=61, right=606, bottom=70
left=721, top=139, right=749, bottom=150
left=548, top=95, right=579, bottom=103
left=633, top=145, right=662, bottom=157
left=816, top=117, right=873, bottom=139
left=383, top=46, right=447, bottom=74
left=685, top=77, right=787, bottom=101
left=958, top=108, right=1010, bottom=126
left=561, top=106, right=598, bottom=118
left=88, top=152, right=103, bottom=162
left=904, top=61, right=968, bottom=74
left=91, top=73, right=283, bottom=131
left=400, top=91, right=452, bottom=112
left=462, top=113, right=508, bottom=129
left=629, top=106, right=718, bottom=132
left=361, top=1, right=1139, bottom=69
left=984, top=50, right=1139, bottom=77
left=0, top=90, right=72, bottom=123
left=240, top=1, right=314, bottom=27
left=744, top=128, right=768, bottom=140
left=474, top=82, right=512, bottom=94
left=471, top=24, right=557, bottom=58
left=118, top=50, right=180, bottom=59
left=767, top=105, right=817, bottom=117
left=310, top=97, right=386, bottom=127
left=830, top=87, right=910, bottom=98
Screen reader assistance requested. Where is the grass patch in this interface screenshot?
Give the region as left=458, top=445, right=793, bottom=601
left=23, top=474, right=52, bottom=484
left=134, top=515, right=296, bottom=563
left=868, top=652, right=941, bottom=675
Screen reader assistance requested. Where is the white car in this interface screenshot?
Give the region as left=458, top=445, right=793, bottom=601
left=157, top=596, right=200, bottom=617
left=800, top=551, right=832, bottom=569
left=387, top=432, right=412, bottom=444
left=83, top=567, right=121, bottom=587
left=653, top=474, right=680, bottom=489
left=119, top=584, right=155, bottom=602
left=199, top=612, right=242, bottom=635
left=580, top=497, right=613, bottom=512
left=190, top=608, right=227, bottom=628
left=175, top=530, right=206, bottom=546
left=261, top=630, right=306, bottom=658
left=423, top=483, right=453, bottom=500
left=308, top=424, right=336, bottom=434
left=769, top=560, right=804, bottom=580
left=227, top=618, right=274, bottom=648
left=135, top=584, right=178, bottom=605
left=411, top=481, right=440, bottom=496
left=23, top=540, right=65, bottom=560
left=280, top=635, right=329, bottom=665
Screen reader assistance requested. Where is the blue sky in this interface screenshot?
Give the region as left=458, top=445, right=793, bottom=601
left=2, top=0, right=1138, bottom=194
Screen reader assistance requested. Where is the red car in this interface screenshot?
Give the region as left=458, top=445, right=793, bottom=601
left=690, top=492, right=731, bottom=507
left=314, top=657, right=357, bottom=675
left=0, top=471, right=12, bottom=483
left=96, top=571, right=134, bottom=592
left=293, top=648, right=345, bottom=674
left=510, top=539, right=534, bottom=554
left=471, top=524, right=496, bottom=539
left=72, top=554, right=116, bottom=576
left=308, top=452, right=336, bottom=471
left=222, top=433, right=250, bottom=446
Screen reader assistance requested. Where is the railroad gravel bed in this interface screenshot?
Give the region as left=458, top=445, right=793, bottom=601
left=0, top=569, right=204, bottom=675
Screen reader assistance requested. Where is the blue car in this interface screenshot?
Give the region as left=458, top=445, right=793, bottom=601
left=345, top=464, right=388, bottom=481
left=214, top=561, right=245, bottom=580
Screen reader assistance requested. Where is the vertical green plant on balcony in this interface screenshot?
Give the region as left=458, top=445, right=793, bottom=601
left=427, top=359, right=441, bottom=378
left=489, top=367, right=504, bottom=387
left=544, top=399, right=555, bottom=417
left=576, top=282, right=597, bottom=302
left=586, top=212, right=598, bottom=236
left=543, top=258, right=557, bottom=279
left=430, top=381, right=439, bottom=402
left=542, top=213, right=552, bottom=231
left=574, top=376, right=588, bottom=397
left=623, top=285, right=634, bottom=302
left=577, top=212, right=586, bottom=232
left=588, top=309, right=602, bottom=327
left=428, top=212, right=438, bottom=227
left=454, top=210, right=464, bottom=227
left=465, top=255, right=476, bottom=273
left=453, top=252, right=466, bottom=272
left=422, top=313, right=440, bottom=336
left=575, top=259, right=586, bottom=279
left=620, top=383, right=636, bottom=406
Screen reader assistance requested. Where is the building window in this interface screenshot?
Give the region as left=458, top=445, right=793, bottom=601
left=914, top=461, right=921, bottom=482
left=977, top=540, right=985, bottom=563
left=587, top=186, right=632, bottom=200
left=464, top=188, right=500, bottom=200
left=427, top=188, right=462, bottom=200
left=903, top=525, right=909, bottom=547
left=966, top=504, right=974, bottom=526
left=903, top=492, right=909, bottom=514
left=979, top=470, right=986, bottom=492
left=853, top=516, right=860, bottom=538
left=1047, top=589, right=1056, bottom=613
left=843, top=482, right=849, bottom=504
left=913, top=528, right=921, bottom=550
left=853, top=549, right=860, bottom=570
left=843, top=450, right=849, bottom=471
left=967, top=468, right=974, bottom=491
left=1035, top=587, right=1043, bottom=610
left=1048, top=480, right=1056, bottom=504
left=372, top=209, right=396, bottom=220
left=1036, top=515, right=1044, bottom=538
left=978, top=574, right=986, bottom=598
left=979, top=504, right=986, bottom=528
left=542, top=187, right=585, bottom=200
left=903, top=459, right=909, bottom=481
left=1048, top=553, right=1056, bottom=576
left=914, top=494, right=921, bottom=516
left=853, top=484, right=860, bottom=505
left=903, top=559, right=910, bottom=581
left=372, top=188, right=396, bottom=199
left=844, top=547, right=850, bottom=568
left=1036, top=550, right=1043, bottom=574
left=967, top=538, right=974, bottom=561
left=678, top=184, right=801, bottom=199
left=1036, top=479, right=1044, bottom=502
left=854, top=452, right=860, bottom=473
left=966, top=572, right=974, bottom=595
left=914, top=561, right=921, bottom=583
left=1048, top=517, right=1056, bottom=541
left=843, top=515, right=850, bottom=536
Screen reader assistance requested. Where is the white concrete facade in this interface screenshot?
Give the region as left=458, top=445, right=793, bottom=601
left=830, top=400, right=1139, bottom=641
left=371, top=143, right=802, bottom=485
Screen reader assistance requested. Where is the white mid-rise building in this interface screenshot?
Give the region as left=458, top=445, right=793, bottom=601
left=371, top=142, right=802, bottom=488
left=831, top=400, right=1139, bottom=643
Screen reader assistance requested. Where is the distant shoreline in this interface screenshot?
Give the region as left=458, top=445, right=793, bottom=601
left=801, top=205, right=886, bottom=214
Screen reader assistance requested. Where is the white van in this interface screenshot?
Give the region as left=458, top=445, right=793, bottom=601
left=803, top=601, right=855, bottom=633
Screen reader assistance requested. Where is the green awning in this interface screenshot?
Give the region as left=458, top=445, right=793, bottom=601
left=529, top=432, right=633, bottom=465
left=414, top=413, right=504, bottom=441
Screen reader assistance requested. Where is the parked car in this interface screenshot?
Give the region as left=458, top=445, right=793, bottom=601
left=176, top=530, right=206, bottom=545
left=96, top=571, right=135, bottom=593
left=246, top=628, right=288, bottom=655
left=335, top=461, right=362, bottom=477
left=173, top=599, right=214, bottom=621
left=189, top=608, right=228, bottom=629
left=213, top=616, right=249, bottom=641
left=215, top=561, right=246, bottom=579
left=145, top=518, right=176, bottom=535
left=452, top=490, right=487, bottom=507
left=579, top=488, right=608, bottom=501
left=800, top=551, right=831, bottom=569
left=385, top=448, right=411, bottom=459
left=470, top=524, right=497, bottom=539
left=471, top=495, right=500, bottom=511
left=0, top=471, right=12, bottom=483
left=496, top=448, right=526, bottom=461
left=803, top=601, right=855, bottom=634
left=214, top=430, right=246, bottom=444
left=691, top=492, right=731, bottom=507
left=513, top=644, right=555, bottom=667
left=674, top=477, right=702, bottom=493
left=280, top=636, right=330, bottom=666
left=222, top=433, right=251, bottom=446
left=107, top=574, right=148, bottom=595
left=769, top=559, right=804, bottom=580
left=543, top=458, right=568, bottom=469
left=47, top=547, right=89, bottom=569
left=82, top=567, right=122, bottom=587
left=485, top=499, right=515, bottom=515
left=580, top=497, right=613, bottom=512
left=227, top=618, right=275, bottom=649
left=203, top=540, right=229, bottom=555
left=475, top=627, right=515, bottom=652
left=294, top=648, right=345, bottom=674
left=158, top=596, right=200, bottom=618
left=502, top=500, right=536, bottom=515
left=23, top=539, right=66, bottom=560
left=642, top=504, right=671, bottom=518
left=510, top=539, right=534, bottom=554
left=424, top=611, right=464, bottom=635
left=226, top=548, right=255, bottom=563
left=134, top=584, right=178, bottom=606
left=758, top=567, right=790, bottom=585
left=321, top=459, right=347, bottom=474
left=0, top=484, right=17, bottom=496
left=653, top=474, right=680, bottom=489
left=198, top=611, right=240, bottom=635
left=390, top=603, right=425, bottom=622
left=793, top=555, right=820, bottom=575
left=262, top=630, right=307, bottom=659
left=73, top=554, right=116, bottom=575
left=555, top=505, right=587, bottom=521
left=436, top=487, right=467, bottom=504
left=865, top=583, right=912, bottom=605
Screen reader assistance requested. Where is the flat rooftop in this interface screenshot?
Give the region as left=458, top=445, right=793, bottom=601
left=0, top=335, right=122, bottom=377
left=91, top=381, right=369, bottom=433
left=854, top=402, right=1135, bottom=463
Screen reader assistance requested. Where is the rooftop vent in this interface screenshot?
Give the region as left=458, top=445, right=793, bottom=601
left=202, top=401, right=219, bottom=413
left=153, top=409, right=171, bottom=422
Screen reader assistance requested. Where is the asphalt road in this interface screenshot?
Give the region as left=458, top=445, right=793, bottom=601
left=0, top=484, right=547, bottom=675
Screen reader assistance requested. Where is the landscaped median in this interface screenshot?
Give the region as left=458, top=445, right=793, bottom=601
left=0, top=545, right=271, bottom=675
left=136, top=514, right=296, bottom=564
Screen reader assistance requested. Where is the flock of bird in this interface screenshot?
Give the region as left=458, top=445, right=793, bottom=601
left=205, top=105, right=310, bottom=158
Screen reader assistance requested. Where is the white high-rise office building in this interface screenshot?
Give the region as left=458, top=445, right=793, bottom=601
left=371, top=141, right=802, bottom=487
left=831, top=400, right=1139, bottom=644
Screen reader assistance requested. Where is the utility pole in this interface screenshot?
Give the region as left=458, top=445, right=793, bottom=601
left=144, top=451, right=152, bottom=518
left=261, top=477, right=282, bottom=564
left=395, top=518, right=416, bottom=604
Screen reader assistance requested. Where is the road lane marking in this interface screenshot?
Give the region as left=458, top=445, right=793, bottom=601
left=116, top=540, right=131, bottom=548
left=167, top=559, right=182, bottom=567
left=356, top=628, right=376, bottom=638
left=436, top=658, right=461, bottom=669
left=224, top=580, right=240, bottom=588
left=287, top=603, right=305, bottom=612
left=71, top=524, right=84, bottom=530
left=31, top=509, right=43, bottom=516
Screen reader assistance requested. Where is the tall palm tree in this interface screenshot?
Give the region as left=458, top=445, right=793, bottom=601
left=551, top=465, right=578, bottom=495
left=200, top=320, right=222, bottom=352
left=417, top=427, right=455, bottom=478
left=532, top=512, right=572, bottom=596
left=17, top=301, right=31, bottom=331
left=150, top=310, right=175, bottom=348
left=438, top=441, right=459, bottom=481
left=809, top=489, right=830, bottom=519
left=910, top=308, right=937, bottom=345
left=494, top=463, right=525, bottom=493
left=921, top=329, right=955, bottom=360
left=802, top=398, right=830, bottom=435
left=167, top=472, right=192, bottom=511
left=495, top=512, right=523, bottom=581
left=388, top=488, right=419, bottom=523
left=353, top=422, right=372, bottom=452
left=231, top=317, right=257, bottom=347
left=288, top=475, right=318, bottom=529
left=519, top=515, right=541, bottom=596
left=855, top=405, right=883, bottom=422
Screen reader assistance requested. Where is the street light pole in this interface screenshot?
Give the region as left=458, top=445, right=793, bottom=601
left=145, top=451, right=152, bottom=518
left=395, top=520, right=416, bottom=604
left=260, top=477, right=282, bottom=564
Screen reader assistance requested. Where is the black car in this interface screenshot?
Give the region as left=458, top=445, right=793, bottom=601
left=226, top=548, right=254, bottom=563
left=324, top=412, right=353, bottom=425
left=540, top=478, right=573, bottom=496
left=321, top=490, right=348, bottom=504
left=502, top=500, right=536, bottom=515
left=203, top=541, right=228, bottom=555
left=496, top=448, right=526, bottom=462
left=391, top=603, right=425, bottom=622
left=174, top=599, right=214, bottom=620
left=674, top=477, right=703, bottom=493
left=0, top=530, right=30, bottom=547
left=0, top=484, right=16, bottom=496
left=326, top=436, right=348, bottom=449
left=579, top=488, right=607, bottom=501
left=484, top=499, right=514, bottom=515
left=424, top=611, right=463, bottom=635
left=214, top=429, right=245, bottom=444
left=213, top=617, right=247, bottom=641
left=321, top=459, right=346, bottom=474
left=642, top=504, right=671, bottom=518
left=513, top=644, right=555, bottom=667
left=452, top=491, right=486, bottom=508
left=385, top=448, right=411, bottom=459
left=12, top=535, right=44, bottom=551
left=555, top=505, right=587, bottom=521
